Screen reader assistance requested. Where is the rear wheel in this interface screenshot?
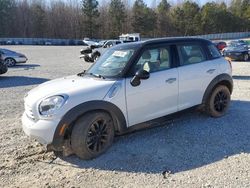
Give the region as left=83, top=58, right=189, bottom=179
left=71, top=112, right=114, bottom=160
left=4, top=58, right=16, bottom=67
left=206, top=85, right=231, bottom=117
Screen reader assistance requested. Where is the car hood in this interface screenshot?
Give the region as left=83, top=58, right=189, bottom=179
left=25, top=75, right=116, bottom=105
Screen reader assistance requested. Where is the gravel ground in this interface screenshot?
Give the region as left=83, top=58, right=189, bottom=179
left=0, top=46, right=250, bottom=188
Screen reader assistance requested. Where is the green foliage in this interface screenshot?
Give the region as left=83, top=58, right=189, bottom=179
left=156, top=0, right=172, bottom=36
left=0, top=0, right=249, bottom=39
left=30, top=2, right=47, bottom=37
left=108, top=0, right=126, bottom=38
left=171, top=1, right=201, bottom=36
left=82, top=0, right=100, bottom=38
left=0, top=0, right=16, bottom=37
left=132, top=0, right=157, bottom=37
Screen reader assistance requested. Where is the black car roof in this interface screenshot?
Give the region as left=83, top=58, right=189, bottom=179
left=113, top=37, right=212, bottom=50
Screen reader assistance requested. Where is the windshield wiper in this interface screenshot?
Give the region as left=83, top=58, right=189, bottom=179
left=77, top=70, right=86, bottom=77
left=89, top=73, right=106, bottom=79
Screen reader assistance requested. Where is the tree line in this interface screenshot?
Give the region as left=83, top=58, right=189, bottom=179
left=0, top=0, right=249, bottom=40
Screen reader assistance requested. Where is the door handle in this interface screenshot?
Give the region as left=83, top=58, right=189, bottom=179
left=206, top=69, right=216, bottom=74
left=165, top=78, right=177, bottom=84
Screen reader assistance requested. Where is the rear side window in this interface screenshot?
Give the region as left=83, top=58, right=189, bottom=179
left=208, top=44, right=221, bottom=58
left=177, top=44, right=206, bottom=66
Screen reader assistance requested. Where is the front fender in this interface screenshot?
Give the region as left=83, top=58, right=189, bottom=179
left=51, top=100, right=127, bottom=150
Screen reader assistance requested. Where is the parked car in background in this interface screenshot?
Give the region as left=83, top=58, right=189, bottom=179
left=6, top=40, right=15, bottom=45
left=213, top=41, right=227, bottom=51
left=83, top=38, right=99, bottom=47
left=0, top=48, right=28, bottom=67
left=76, top=40, right=88, bottom=46
left=223, top=41, right=249, bottom=61
left=45, top=41, right=52, bottom=45
left=119, top=33, right=141, bottom=42
left=80, top=40, right=123, bottom=62
left=228, top=40, right=248, bottom=47
left=22, top=37, right=233, bottom=160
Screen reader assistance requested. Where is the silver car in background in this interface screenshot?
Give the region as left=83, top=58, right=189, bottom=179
left=0, top=48, right=28, bottom=67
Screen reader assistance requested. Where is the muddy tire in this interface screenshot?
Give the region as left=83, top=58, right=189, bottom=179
left=206, top=85, right=231, bottom=117
left=71, top=112, right=114, bottom=160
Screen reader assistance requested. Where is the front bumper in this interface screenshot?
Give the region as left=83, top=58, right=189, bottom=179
left=15, top=57, right=28, bottom=63
left=22, top=113, right=60, bottom=144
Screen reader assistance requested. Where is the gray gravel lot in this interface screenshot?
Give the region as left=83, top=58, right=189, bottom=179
left=0, top=46, right=250, bottom=188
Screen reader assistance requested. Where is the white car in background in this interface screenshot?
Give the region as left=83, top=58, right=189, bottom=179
left=22, top=38, right=233, bottom=160
left=0, top=48, right=28, bottom=67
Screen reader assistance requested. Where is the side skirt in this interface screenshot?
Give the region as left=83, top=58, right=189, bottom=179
left=120, top=105, right=200, bottom=135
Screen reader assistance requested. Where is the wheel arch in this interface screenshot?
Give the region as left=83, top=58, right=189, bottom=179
left=202, top=73, right=233, bottom=104
left=93, top=51, right=101, bottom=56
left=51, top=100, right=127, bottom=150
left=4, top=57, right=16, bottom=61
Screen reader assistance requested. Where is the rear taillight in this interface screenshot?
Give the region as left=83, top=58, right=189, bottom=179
left=225, top=57, right=232, bottom=70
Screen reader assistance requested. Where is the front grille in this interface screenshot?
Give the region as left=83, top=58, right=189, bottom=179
left=25, top=104, right=35, bottom=121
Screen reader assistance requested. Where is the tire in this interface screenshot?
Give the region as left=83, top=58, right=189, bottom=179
left=71, top=112, right=114, bottom=160
left=0, top=62, right=8, bottom=74
left=243, top=54, right=249, bottom=61
left=93, top=53, right=100, bottom=62
left=206, top=85, right=231, bottom=117
left=4, top=58, right=16, bottom=67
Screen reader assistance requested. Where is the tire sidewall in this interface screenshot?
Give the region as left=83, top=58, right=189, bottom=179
left=244, top=54, right=249, bottom=61
left=5, top=58, right=16, bottom=67
left=208, top=86, right=231, bottom=117
left=71, top=112, right=114, bottom=160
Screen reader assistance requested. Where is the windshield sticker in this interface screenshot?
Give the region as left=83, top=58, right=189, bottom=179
left=113, top=51, right=128, bottom=57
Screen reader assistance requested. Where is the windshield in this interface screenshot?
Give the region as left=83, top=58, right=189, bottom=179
left=87, top=48, right=135, bottom=77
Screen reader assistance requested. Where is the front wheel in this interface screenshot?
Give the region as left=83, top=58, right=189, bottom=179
left=93, top=53, right=100, bottom=62
left=71, top=112, right=114, bottom=160
left=206, top=85, right=231, bottom=117
left=243, top=54, right=249, bottom=61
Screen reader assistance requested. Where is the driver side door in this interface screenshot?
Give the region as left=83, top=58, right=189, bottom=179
left=125, top=46, right=179, bottom=126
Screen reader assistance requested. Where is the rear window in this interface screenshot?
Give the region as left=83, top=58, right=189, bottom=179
left=208, top=45, right=221, bottom=58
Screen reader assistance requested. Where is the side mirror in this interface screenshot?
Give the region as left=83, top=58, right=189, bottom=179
left=130, top=69, right=150, bottom=87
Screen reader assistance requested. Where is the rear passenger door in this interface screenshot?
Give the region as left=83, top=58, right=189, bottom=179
left=177, top=43, right=219, bottom=110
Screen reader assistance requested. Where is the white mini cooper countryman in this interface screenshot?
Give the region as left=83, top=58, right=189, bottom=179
left=22, top=38, right=233, bottom=159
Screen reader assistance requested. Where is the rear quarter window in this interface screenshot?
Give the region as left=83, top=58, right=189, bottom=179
left=177, top=44, right=206, bottom=66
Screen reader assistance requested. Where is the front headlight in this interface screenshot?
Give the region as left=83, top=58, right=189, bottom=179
left=39, top=95, right=68, bottom=117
